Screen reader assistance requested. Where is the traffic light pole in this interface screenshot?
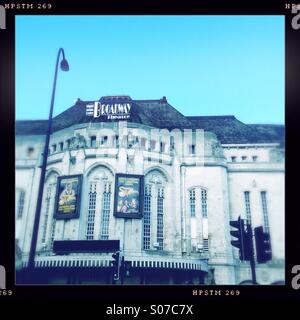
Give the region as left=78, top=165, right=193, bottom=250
left=230, top=217, right=257, bottom=285
left=247, top=225, right=257, bottom=284
left=120, top=257, right=125, bottom=285
left=239, top=218, right=245, bottom=260
left=250, top=258, right=256, bottom=284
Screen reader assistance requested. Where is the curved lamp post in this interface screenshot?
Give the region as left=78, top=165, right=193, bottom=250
left=28, top=48, right=69, bottom=271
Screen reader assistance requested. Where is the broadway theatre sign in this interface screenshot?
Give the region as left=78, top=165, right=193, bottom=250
left=86, top=97, right=132, bottom=120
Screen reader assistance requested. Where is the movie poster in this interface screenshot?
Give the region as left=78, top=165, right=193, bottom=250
left=55, top=175, right=82, bottom=219
left=114, top=174, right=144, bottom=218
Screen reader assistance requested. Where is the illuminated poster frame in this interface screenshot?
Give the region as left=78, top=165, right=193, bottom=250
left=54, top=174, right=83, bottom=219
left=114, top=174, right=144, bottom=219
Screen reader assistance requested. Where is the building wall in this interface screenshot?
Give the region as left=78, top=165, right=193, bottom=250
left=184, top=165, right=235, bottom=284
left=228, top=168, right=285, bottom=284
left=15, top=122, right=285, bottom=285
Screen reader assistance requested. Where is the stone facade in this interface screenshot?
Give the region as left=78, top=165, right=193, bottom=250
left=15, top=98, right=285, bottom=285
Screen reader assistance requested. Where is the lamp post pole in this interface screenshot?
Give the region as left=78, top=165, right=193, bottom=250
left=27, top=48, right=69, bottom=272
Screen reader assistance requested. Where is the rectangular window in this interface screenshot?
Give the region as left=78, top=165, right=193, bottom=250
left=244, top=191, right=252, bottom=224
left=189, top=189, right=196, bottom=217
left=27, top=147, right=34, bottom=157
left=157, top=188, right=164, bottom=250
left=242, top=156, right=247, bottom=161
left=141, top=138, right=146, bottom=150
left=100, top=183, right=111, bottom=240
left=201, top=189, right=207, bottom=218
left=203, top=238, right=209, bottom=252
left=115, top=135, right=119, bottom=147
left=261, top=191, right=270, bottom=233
left=150, top=140, right=156, bottom=150
left=160, top=142, right=165, bottom=153
left=252, top=156, right=258, bottom=162
left=143, top=185, right=152, bottom=250
left=189, top=144, right=196, bottom=155
left=90, top=136, right=96, bottom=148
left=17, top=190, right=25, bottom=219
left=170, top=136, right=175, bottom=152
left=190, top=188, right=197, bottom=251
left=191, top=217, right=197, bottom=250
left=66, top=139, right=71, bottom=149
left=201, top=189, right=208, bottom=252
left=86, top=182, right=97, bottom=240
left=59, top=142, right=64, bottom=151
left=50, top=219, right=56, bottom=249
left=52, top=144, right=57, bottom=153
left=50, top=218, right=56, bottom=249
left=231, top=156, right=237, bottom=162
left=101, top=136, right=108, bottom=145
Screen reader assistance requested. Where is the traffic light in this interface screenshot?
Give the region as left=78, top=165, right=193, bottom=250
left=112, top=251, right=120, bottom=266
left=229, top=217, right=253, bottom=261
left=244, top=222, right=254, bottom=261
left=230, top=217, right=246, bottom=260
left=112, top=250, right=121, bottom=280
left=254, top=226, right=272, bottom=263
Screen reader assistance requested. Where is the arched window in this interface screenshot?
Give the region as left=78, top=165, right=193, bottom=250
left=143, top=185, right=152, bottom=250
left=201, top=189, right=208, bottom=252
left=85, top=166, right=113, bottom=240
left=156, top=187, right=165, bottom=250
left=39, top=171, right=58, bottom=249
left=189, top=188, right=197, bottom=249
left=100, top=182, right=112, bottom=240
left=189, top=187, right=208, bottom=253
left=86, top=182, right=97, bottom=240
left=143, top=169, right=167, bottom=251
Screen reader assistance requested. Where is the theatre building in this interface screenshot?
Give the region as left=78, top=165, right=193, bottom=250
left=15, top=96, right=285, bottom=285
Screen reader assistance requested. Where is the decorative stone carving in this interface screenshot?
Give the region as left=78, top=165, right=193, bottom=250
left=91, top=170, right=108, bottom=181
left=69, top=133, right=87, bottom=150
left=150, top=174, right=162, bottom=185
left=127, top=131, right=135, bottom=148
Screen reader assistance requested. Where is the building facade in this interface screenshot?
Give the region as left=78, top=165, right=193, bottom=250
left=15, top=96, right=285, bottom=285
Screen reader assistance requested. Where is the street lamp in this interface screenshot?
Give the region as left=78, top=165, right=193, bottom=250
left=27, top=48, right=69, bottom=272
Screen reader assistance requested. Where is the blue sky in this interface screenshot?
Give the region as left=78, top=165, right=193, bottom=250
left=16, top=15, right=284, bottom=124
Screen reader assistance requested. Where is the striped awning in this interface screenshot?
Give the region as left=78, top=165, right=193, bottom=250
left=24, top=256, right=209, bottom=272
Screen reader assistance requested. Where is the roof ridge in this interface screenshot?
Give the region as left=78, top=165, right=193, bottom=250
left=248, top=123, right=284, bottom=127
left=187, top=115, right=236, bottom=119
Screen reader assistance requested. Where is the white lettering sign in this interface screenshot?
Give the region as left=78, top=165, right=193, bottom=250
left=86, top=102, right=131, bottom=120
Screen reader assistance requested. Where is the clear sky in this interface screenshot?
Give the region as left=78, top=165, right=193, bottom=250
left=16, top=15, right=284, bottom=124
